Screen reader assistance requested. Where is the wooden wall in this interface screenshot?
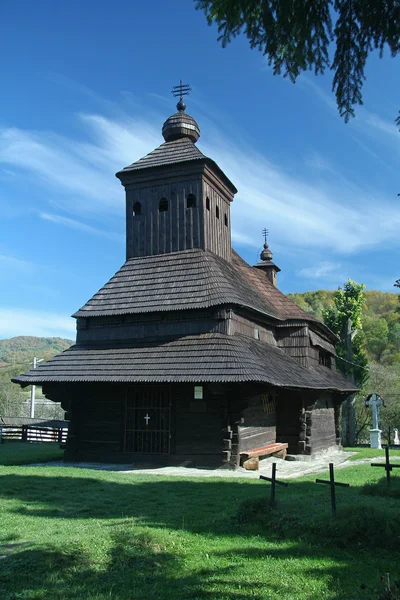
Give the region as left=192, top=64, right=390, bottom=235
left=277, top=325, right=310, bottom=367
left=64, top=384, right=124, bottom=462
left=228, top=311, right=277, bottom=345
left=126, top=178, right=204, bottom=259
left=202, top=180, right=231, bottom=261
left=124, top=170, right=233, bottom=262
left=238, top=392, right=276, bottom=452
left=275, top=391, right=303, bottom=454
left=77, top=309, right=225, bottom=344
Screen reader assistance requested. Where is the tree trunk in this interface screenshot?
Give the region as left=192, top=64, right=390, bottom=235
left=341, top=318, right=356, bottom=446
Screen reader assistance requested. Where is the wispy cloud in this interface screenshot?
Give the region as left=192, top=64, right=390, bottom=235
left=0, top=98, right=399, bottom=259
left=297, top=262, right=341, bottom=279
left=0, top=308, right=75, bottom=339
left=39, top=212, right=123, bottom=243
left=0, top=254, right=37, bottom=273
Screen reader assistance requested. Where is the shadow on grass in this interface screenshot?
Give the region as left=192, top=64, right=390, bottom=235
left=0, top=473, right=399, bottom=599
left=0, top=531, right=274, bottom=600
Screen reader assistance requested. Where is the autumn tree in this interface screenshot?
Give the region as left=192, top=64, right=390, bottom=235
left=196, top=0, right=400, bottom=122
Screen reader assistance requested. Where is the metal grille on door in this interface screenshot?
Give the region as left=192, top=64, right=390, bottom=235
left=124, top=387, right=171, bottom=454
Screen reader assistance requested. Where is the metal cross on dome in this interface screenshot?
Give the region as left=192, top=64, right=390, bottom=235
left=262, top=228, right=269, bottom=244
left=171, top=80, right=192, bottom=102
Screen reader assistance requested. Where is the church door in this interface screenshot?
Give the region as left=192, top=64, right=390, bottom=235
left=124, top=387, right=171, bottom=454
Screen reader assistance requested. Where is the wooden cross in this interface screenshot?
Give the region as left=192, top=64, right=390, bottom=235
left=144, top=413, right=151, bottom=426
left=371, top=446, right=400, bottom=486
left=260, top=463, right=288, bottom=506
left=316, top=463, right=349, bottom=518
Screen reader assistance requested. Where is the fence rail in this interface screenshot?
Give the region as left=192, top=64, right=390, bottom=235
left=0, top=425, right=67, bottom=444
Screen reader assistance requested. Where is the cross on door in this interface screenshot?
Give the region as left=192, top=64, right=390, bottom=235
left=144, top=413, right=150, bottom=425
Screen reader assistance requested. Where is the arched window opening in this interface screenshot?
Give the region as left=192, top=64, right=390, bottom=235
left=186, top=194, right=196, bottom=209
left=206, top=197, right=210, bottom=211
left=159, top=198, right=168, bottom=213
left=224, top=214, right=228, bottom=227
left=216, top=205, right=220, bottom=219
left=133, top=202, right=141, bottom=217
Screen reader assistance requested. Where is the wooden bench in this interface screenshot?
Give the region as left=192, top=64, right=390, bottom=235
left=240, top=443, right=288, bottom=470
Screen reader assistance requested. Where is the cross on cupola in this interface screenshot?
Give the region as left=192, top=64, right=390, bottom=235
left=171, top=80, right=192, bottom=112
left=253, top=229, right=281, bottom=288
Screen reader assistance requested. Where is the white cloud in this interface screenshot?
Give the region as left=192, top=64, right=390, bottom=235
left=297, top=262, right=341, bottom=279
left=0, top=101, right=399, bottom=259
left=0, top=254, right=37, bottom=273
left=0, top=308, right=75, bottom=339
left=39, top=212, right=123, bottom=244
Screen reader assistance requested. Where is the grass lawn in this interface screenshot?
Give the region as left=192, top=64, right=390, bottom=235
left=344, top=446, right=400, bottom=461
left=0, top=444, right=399, bottom=599
left=0, top=442, right=64, bottom=465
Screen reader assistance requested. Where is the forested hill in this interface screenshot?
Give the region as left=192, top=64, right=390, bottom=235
left=0, top=336, right=74, bottom=368
left=288, top=290, right=400, bottom=364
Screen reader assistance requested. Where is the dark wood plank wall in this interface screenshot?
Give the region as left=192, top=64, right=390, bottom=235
left=277, top=325, right=310, bottom=367
left=275, top=391, right=303, bottom=453
left=229, top=312, right=277, bottom=345
left=126, top=178, right=204, bottom=259
left=77, top=310, right=225, bottom=344
left=174, top=384, right=227, bottom=463
left=238, top=393, right=277, bottom=452
left=64, top=384, right=124, bottom=462
left=203, top=180, right=231, bottom=261
left=308, top=393, right=337, bottom=453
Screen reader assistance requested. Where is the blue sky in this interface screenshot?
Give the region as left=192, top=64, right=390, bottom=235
left=0, top=0, right=399, bottom=340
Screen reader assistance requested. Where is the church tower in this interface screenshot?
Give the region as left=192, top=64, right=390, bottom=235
left=116, top=83, right=237, bottom=262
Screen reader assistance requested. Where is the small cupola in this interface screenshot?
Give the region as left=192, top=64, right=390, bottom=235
left=253, top=230, right=281, bottom=287
left=162, top=81, right=200, bottom=143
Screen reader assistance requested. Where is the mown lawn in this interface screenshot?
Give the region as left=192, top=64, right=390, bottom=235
left=0, top=442, right=63, bottom=466
left=0, top=443, right=399, bottom=600
left=344, top=446, right=400, bottom=461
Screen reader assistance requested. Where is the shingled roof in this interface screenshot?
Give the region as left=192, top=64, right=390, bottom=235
left=73, top=248, right=319, bottom=327
left=12, top=333, right=356, bottom=392
left=119, top=137, right=205, bottom=172
left=116, top=137, right=238, bottom=193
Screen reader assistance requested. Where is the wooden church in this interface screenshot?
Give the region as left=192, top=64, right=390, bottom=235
left=14, top=85, right=357, bottom=467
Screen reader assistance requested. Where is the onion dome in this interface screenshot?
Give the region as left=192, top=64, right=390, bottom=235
left=162, top=100, right=200, bottom=143
left=260, top=242, right=273, bottom=262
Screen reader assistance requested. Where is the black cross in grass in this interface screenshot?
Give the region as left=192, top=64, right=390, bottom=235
left=371, top=446, right=400, bottom=486
left=260, top=463, right=288, bottom=507
left=316, top=463, right=350, bottom=518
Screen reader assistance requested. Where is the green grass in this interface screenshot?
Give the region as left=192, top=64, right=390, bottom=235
left=344, top=446, right=400, bottom=461
left=0, top=441, right=64, bottom=465
left=0, top=445, right=400, bottom=599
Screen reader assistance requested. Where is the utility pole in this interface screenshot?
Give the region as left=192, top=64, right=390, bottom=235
left=30, top=357, right=44, bottom=418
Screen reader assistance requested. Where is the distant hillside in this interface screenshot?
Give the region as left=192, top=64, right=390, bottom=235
left=288, top=290, right=400, bottom=364
left=0, top=336, right=74, bottom=367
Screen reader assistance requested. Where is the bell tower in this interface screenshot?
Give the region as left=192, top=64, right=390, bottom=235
left=116, top=82, right=237, bottom=262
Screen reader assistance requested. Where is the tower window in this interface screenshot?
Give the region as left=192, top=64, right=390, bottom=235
left=159, top=198, right=168, bottom=212
left=319, top=351, right=331, bottom=368
left=133, top=202, right=141, bottom=217
left=186, top=194, right=196, bottom=209
left=206, top=197, right=210, bottom=211
left=216, top=205, right=220, bottom=219
left=224, top=214, right=228, bottom=227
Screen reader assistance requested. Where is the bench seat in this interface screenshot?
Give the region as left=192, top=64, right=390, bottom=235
left=240, top=443, right=288, bottom=470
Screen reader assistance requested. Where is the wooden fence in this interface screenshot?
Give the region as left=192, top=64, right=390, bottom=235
left=0, top=425, right=68, bottom=444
